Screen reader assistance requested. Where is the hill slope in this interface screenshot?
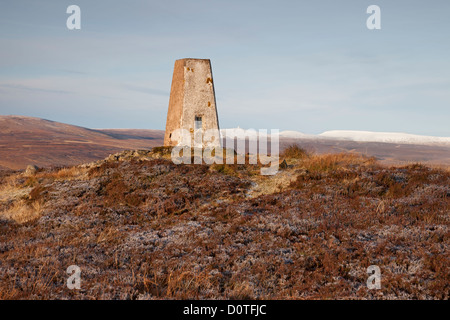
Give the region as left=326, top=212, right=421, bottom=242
left=0, top=148, right=448, bottom=299
left=0, top=116, right=164, bottom=170
left=0, top=116, right=448, bottom=170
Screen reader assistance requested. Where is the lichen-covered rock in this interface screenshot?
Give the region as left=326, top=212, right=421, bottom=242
left=24, top=164, right=38, bottom=176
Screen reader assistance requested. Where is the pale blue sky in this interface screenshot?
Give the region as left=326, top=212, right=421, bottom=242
left=0, top=0, right=449, bottom=136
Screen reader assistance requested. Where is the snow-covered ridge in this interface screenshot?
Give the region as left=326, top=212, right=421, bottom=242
left=220, top=128, right=450, bottom=146
left=319, top=130, right=450, bottom=146
left=220, top=128, right=313, bottom=139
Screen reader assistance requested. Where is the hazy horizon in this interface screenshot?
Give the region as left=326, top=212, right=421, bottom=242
left=1, top=0, right=449, bottom=137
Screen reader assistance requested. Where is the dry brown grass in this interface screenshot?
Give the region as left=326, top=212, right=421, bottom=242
left=0, top=167, right=85, bottom=225
left=249, top=152, right=376, bottom=198
left=134, top=267, right=215, bottom=299
left=0, top=173, right=38, bottom=223
left=97, top=227, right=124, bottom=245
left=37, top=166, right=89, bottom=181
left=1, top=199, right=43, bottom=223
left=0, top=148, right=448, bottom=300
left=0, top=175, right=31, bottom=202
left=302, top=153, right=377, bottom=172
left=281, top=144, right=308, bottom=159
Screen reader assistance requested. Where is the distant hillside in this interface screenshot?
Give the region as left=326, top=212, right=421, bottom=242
left=319, top=130, right=450, bottom=146
left=223, top=129, right=450, bottom=166
left=0, top=115, right=448, bottom=170
left=0, top=116, right=164, bottom=170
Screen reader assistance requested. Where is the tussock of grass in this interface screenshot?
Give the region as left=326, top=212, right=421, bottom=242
left=38, top=166, right=89, bottom=181
left=151, top=146, right=173, bottom=158
left=97, top=227, right=123, bottom=245
left=303, top=153, right=376, bottom=173
left=209, top=164, right=239, bottom=176
left=281, top=144, right=308, bottom=159
left=0, top=175, right=31, bottom=202
left=1, top=199, right=43, bottom=223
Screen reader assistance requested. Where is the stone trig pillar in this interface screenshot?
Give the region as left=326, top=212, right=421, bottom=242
left=164, top=58, right=220, bottom=148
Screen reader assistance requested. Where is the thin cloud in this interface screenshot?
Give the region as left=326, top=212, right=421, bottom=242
left=124, top=84, right=169, bottom=97
left=0, top=83, right=72, bottom=95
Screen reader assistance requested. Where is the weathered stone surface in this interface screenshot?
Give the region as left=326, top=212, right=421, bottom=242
left=164, top=58, right=220, bottom=147
left=24, top=164, right=38, bottom=176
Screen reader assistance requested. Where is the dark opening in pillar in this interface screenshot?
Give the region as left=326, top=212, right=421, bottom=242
left=195, top=116, right=202, bottom=130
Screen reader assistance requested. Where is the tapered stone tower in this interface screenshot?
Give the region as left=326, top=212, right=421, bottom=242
left=164, top=58, right=220, bottom=147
